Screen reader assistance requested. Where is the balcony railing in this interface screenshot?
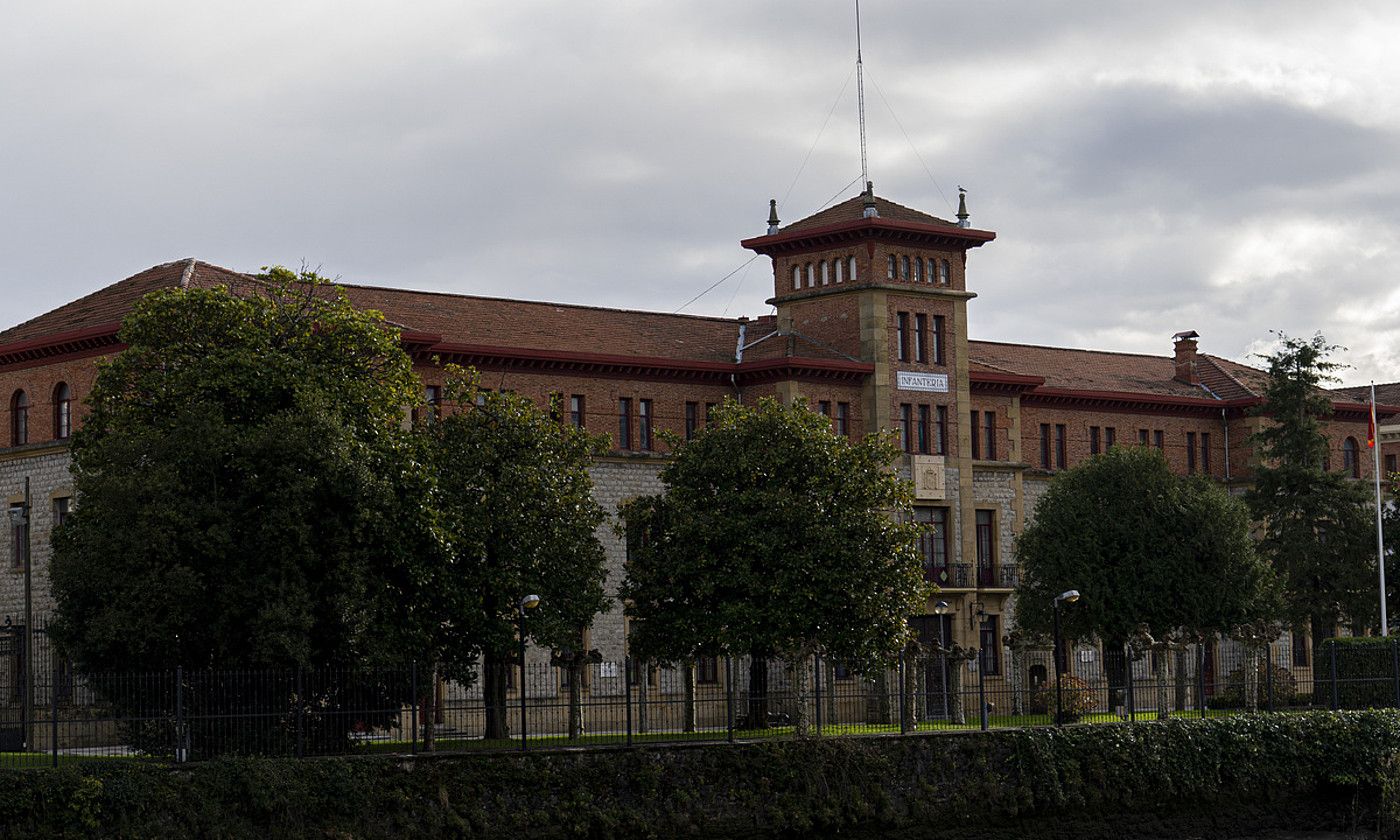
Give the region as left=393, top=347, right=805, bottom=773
left=927, top=563, right=1018, bottom=589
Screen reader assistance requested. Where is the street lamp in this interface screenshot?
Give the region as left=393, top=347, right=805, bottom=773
left=1052, top=589, right=1081, bottom=726
left=517, top=595, right=541, bottom=751
left=933, top=601, right=951, bottom=719
left=7, top=478, right=30, bottom=751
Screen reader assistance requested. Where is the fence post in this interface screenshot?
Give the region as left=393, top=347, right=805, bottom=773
left=898, top=650, right=908, bottom=735
left=978, top=654, right=988, bottom=731
left=1196, top=645, right=1206, bottom=720
left=49, top=653, right=57, bottom=768
left=175, top=666, right=185, bottom=763
left=1265, top=644, right=1275, bottom=712
left=813, top=652, right=823, bottom=737
left=295, top=666, right=304, bottom=759
left=1124, top=644, right=1135, bottom=721
left=410, top=661, right=419, bottom=756
left=725, top=656, right=735, bottom=742
left=1391, top=639, right=1400, bottom=709
left=624, top=656, right=633, bottom=747
left=1329, top=641, right=1339, bottom=711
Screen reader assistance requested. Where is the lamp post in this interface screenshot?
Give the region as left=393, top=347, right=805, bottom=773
left=933, top=600, right=951, bottom=720
left=517, top=594, right=540, bottom=751
left=7, top=478, right=31, bottom=751
left=1052, top=589, right=1080, bottom=726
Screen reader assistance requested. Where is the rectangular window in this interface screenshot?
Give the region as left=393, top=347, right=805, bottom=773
left=639, top=399, right=653, bottom=451
left=1055, top=424, right=1067, bottom=469
left=914, top=314, right=927, bottom=363
left=980, top=615, right=1001, bottom=676
left=570, top=395, right=585, bottom=428
left=1388, top=454, right=1398, bottom=474
left=697, top=656, right=719, bottom=685
left=1153, top=430, right=1164, bottom=451
left=836, top=402, right=850, bottom=437
left=970, top=411, right=981, bottom=459
left=983, top=411, right=997, bottom=460
left=935, top=405, right=948, bottom=455
left=897, top=312, right=909, bottom=362
left=1202, top=432, right=1212, bottom=475
left=917, top=405, right=931, bottom=454
left=1040, top=424, right=1051, bottom=468
left=817, top=400, right=831, bottom=417
left=975, top=510, right=995, bottom=583
left=915, top=507, right=949, bottom=582
left=932, top=315, right=945, bottom=365
left=1105, top=427, right=1117, bottom=448
left=685, top=402, right=698, bottom=440
left=618, top=398, right=632, bottom=450
left=900, top=404, right=913, bottom=453
left=53, top=497, right=70, bottom=529
left=1139, top=428, right=1149, bottom=446
left=9, top=504, right=24, bottom=570
left=1089, top=426, right=1101, bottom=455
left=1187, top=432, right=1197, bottom=473
left=1292, top=630, right=1309, bottom=668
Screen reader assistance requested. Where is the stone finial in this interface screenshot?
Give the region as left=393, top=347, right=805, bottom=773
left=956, top=187, right=970, bottom=228
left=767, top=199, right=780, bottom=235
left=862, top=181, right=878, bottom=219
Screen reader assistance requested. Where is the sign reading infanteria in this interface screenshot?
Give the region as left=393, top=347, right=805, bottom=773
left=896, top=371, right=949, bottom=393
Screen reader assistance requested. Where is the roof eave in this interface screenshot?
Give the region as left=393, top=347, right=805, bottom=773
left=742, top=218, right=996, bottom=254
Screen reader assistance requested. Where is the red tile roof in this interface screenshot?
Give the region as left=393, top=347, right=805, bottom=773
left=967, top=340, right=1234, bottom=399
left=780, top=193, right=958, bottom=234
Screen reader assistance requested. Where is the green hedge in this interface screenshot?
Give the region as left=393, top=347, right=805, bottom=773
left=1322, top=637, right=1400, bottom=709
left=2, top=712, right=1399, bottom=838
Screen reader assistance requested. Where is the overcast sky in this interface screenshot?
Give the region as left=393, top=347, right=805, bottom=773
left=3, top=1, right=1398, bottom=385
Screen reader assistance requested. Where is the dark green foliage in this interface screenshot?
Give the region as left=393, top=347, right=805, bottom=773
left=619, top=397, right=926, bottom=671
left=1247, top=333, right=1380, bottom=634
left=1016, top=446, right=1279, bottom=645
left=1213, top=662, right=1299, bottom=709
left=1322, top=637, right=1400, bottom=710
left=0, top=712, right=1397, bottom=838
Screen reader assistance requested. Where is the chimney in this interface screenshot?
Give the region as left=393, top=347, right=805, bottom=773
left=1173, top=330, right=1200, bottom=385
left=767, top=199, right=780, bottom=235
left=862, top=181, right=879, bottom=218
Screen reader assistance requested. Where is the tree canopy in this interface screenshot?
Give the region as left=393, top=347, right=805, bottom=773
left=50, top=269, right=425, bottom=671
left=1246, top=332, right=1378, bottom=634
left=618, top=398, right=926, bottom=673
left=1016, top=445, right=1279, bottom=646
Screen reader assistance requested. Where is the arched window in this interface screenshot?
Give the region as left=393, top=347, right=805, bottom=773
left=820, top=261, right=830, bottom=285
left=913, top=257, right=923, bottom=283
left=887, top=254, right=896, bottom=279
left=53, top=382, right=71, bottom=440
left=806, top=263, right=815, bottom=288
left=848, top=256, right=857, bottom=282
left=834, top=259, right=844, bottom=284
left=938, top=259, right=950, bottom=285
left=901, top=255, right=910, bottom=280
left=792, top=265, right=801, bottom=290
left=1343, top=437, right=1360, bottom=478
left=10, top=390, right=27, bottom=446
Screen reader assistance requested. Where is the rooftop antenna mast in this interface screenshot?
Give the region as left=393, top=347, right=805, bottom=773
left=855, top=0, right=869, bottom=190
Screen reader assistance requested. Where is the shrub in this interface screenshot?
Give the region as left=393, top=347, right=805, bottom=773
left=1322, top=637, right=1400, bottom=710
left=1213, top=661, right=1297, bottom=709
left=1032, top=674, right=1095, bottom=721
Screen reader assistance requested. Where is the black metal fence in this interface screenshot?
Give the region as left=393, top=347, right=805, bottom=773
left=0, top=629, right=1395, bottom=768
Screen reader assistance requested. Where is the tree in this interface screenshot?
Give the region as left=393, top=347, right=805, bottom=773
left=49, top=269, right=432, bottom=754
left=1246, top=333, right=1378, bottom=637
left=1016, top=446, right=1279, bottom=716
left=619, top=398, right=926, bottom=735
left=420, top=371, right=609, bottom=741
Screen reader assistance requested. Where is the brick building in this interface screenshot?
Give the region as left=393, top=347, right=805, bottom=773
left=2, top=185, right=1397, bottom=690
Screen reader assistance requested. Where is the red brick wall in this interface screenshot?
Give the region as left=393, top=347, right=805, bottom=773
left=0, top=353, right=104, bottom=446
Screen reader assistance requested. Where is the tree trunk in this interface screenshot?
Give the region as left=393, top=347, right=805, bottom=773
left=682, top=660, right=697, bottom=733
left=1154, top=650, right=1169, bottom=720
left=1174, top=647, right=1188, bottom=712
left=483, top=648, right=511, bottom=741
left=747, top=656, right=769, bottom=727
left=568, top=659, right=584, bottom=740
left=1245, top=646, right=1260, bottom=713
left=947, top=658, right=966, bottom=725
left=789, top=653, right=811, bottom=737
left=901, top=647, right=919, bottom=731
left=1009, top=647, right=1025, bottom=715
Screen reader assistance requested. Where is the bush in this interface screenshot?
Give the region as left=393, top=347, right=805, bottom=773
left=1032, top=673, right=1095, bottom=721
left=1322, top=637, right=1400, bottom=710
left=1213, top=661, right=1297, bottom=709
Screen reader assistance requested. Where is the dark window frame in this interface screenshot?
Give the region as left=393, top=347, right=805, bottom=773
left=1089, top=426, right=1101, bottom=455
left=53, top=382, right=71, bottom=440
left=970, top=411, right=981, bottom=460
left=932, top=316, right=945, bottom=365
left=638, top=399, right=653, bottom=452
left=836, top=402, right=850, bottom=437
left=684, top=402, right=698, bottom=440
left=914, top=314, right=927, bottom=363
left=570, top=394, right=586, bottom=428
left=10, top=390, right=27, bottom=446
left=900, top=403, right=913, bottom=453
left=618, top=397, right=633, bottom=450
left=896, top=312, right=910, bottom=362
left=917, top=404, right=930, bottom=455
left=1055, top=423, right=1067, bottom=469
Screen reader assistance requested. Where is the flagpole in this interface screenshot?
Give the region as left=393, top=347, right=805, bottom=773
left=1373, top=382, right=1388, bottom=636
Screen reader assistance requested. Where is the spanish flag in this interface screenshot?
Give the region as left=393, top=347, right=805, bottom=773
left=1369, top=393, right=1378, bottom=449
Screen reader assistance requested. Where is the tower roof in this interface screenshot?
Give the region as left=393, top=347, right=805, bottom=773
left=780, top=193, right=959, bottom=233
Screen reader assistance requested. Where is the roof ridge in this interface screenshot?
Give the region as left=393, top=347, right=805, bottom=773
left=966, top=357, right=1026, bottom=376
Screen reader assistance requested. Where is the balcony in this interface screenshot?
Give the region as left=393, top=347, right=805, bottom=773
left=927, top=563, right=1018, bottom=589
left=977, top=563, right=1018, bottom=589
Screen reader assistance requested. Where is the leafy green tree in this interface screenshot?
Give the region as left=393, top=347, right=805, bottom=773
left=619, top=398, right=925, bottom=734
left=49, top=269, right=433, bottom=755
left=420, top=370, right=609, bottom=740
left=51, top=269, right=424, bottom=671
left=1016, top=446, right=1279, bottom=714
left=1246, top=333, right=1378, bottom=637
